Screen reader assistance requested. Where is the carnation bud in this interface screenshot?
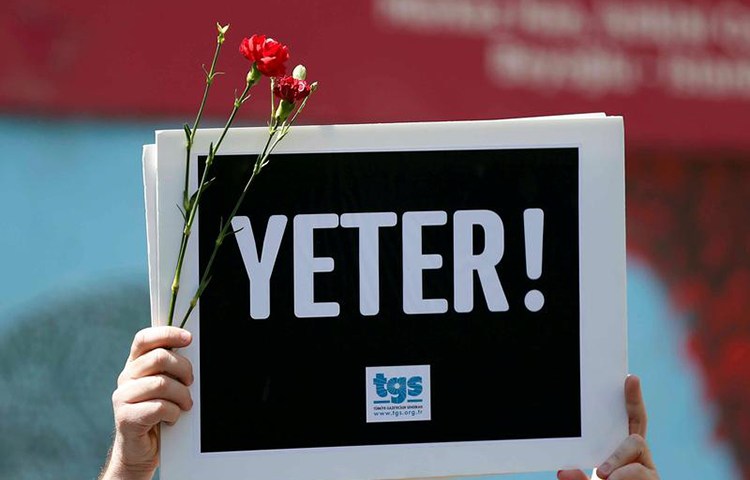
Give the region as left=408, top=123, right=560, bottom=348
left=274, top=99, right=295, bottom=123
left=292, top=65, right=307, bottom=81
left=246, top=63, right=262, bottom=87
left=216, top=23, right=230, bottom=44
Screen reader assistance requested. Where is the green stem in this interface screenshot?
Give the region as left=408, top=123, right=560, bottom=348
left=178, top=88, right=318, bottom=328
left=179, top=127, right=278, bottom=328
left=184, top=40, right=224, bottom=203
left=270, top=78, right=276, bottom=125
left=168, top=35, right=224, bottom=326
left=167, top=81, right=253, bottom=326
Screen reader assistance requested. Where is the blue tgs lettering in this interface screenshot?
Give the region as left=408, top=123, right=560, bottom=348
left=407, top=376, right=423, bottom=396
left=373, top=373, right=423, bottom=404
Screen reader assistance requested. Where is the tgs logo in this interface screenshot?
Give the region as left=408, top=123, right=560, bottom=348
left=373, top=373, right=423, bottom=404
left=366, top=365, right=431, bottom=423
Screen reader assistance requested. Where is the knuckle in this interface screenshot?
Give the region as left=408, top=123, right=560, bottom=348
left=133, top=403, right=156, bottom=426
left=114, top=414, right=126, bottom=430
left=151, top=399, right=168, bottom=416
left=111, top=389, right=121, bottom=407
left=609, top=449, right=624, bottom=463
left=114, top=403, right=131, bottom=429
left=135, top=328, right=149, bottom=346
left=131, top=328, right=149, bottom=354
left=154, top=348, right=170, bottom=368
left=629, top=433, right=646, bottom=450
left=152, top=374, right=168, bottom=391
left=162, top=402, right=180, bottom=424
left=179, top=356, right=194, bottom=383
left=187, top=359, right=195, bottom=384
left=151, top=400, right=179, bottom=425
left=177, top=384, right=193, bottom=410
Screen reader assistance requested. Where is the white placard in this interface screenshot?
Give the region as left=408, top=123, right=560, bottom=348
left=144, top=114, right=627, bottom=480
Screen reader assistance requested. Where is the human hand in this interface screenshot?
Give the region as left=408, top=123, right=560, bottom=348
left=558, top=375, right=659, bottom=480
left=100, top=327, right=194, bottom=480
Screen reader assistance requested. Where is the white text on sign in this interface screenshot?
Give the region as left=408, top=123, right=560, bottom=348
left=231, top=209, right=544, bottom=319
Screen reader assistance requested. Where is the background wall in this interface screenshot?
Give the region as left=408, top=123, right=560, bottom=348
left=1, top=1, right=748, bottom=479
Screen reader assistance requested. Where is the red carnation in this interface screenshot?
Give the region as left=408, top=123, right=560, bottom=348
left=273, top=75, right=311, bottom=103
left=239, top=34, right=290, bottom=77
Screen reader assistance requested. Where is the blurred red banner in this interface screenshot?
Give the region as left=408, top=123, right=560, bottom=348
left=2, top=0, right=750, bottom=150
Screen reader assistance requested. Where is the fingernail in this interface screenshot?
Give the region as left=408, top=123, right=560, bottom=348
left=180, top=330, right=191, bottom=342
left=598, top=463, right=611, bottom=476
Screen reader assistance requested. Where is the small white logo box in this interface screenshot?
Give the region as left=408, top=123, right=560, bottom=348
left=365, top=365, right=431, bottom=423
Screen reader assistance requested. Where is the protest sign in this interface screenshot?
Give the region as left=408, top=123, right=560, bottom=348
left=144, top=115, right=627, bottom=479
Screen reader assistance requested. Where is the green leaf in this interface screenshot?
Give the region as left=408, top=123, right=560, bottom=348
left=183, top=123, right=192, bottom=140
left=176, top=204, right=187, bottom=222
left=187, top=190, right=199, bottom=211
left=202, top=177, right=216, bottom=191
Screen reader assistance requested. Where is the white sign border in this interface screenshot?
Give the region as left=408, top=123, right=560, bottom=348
left=151, top=115, right=627, bottom=480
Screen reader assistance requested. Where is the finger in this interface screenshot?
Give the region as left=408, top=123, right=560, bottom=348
left=129, top=327, right=192, bottom=361
left=557, top=469, right=589, bottom=480
left=597, top=434, right=656, bottom=478
left=115, top=400, right=182, bottom=435
left=120, top=348, right=193, bottom=387
left=608, top=463, right=657, bottom=480
left=625, top=375, right=647, bottom=437
left=113, top=374, right=193, bottom=411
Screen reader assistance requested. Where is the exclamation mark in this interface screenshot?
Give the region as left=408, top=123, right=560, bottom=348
left=523, top=208, right=545, bottom=312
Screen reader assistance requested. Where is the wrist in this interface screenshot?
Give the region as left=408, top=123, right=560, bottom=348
left=101, top=456, right=156, bottom=480
left=100, top=437, right=158, bottom=480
